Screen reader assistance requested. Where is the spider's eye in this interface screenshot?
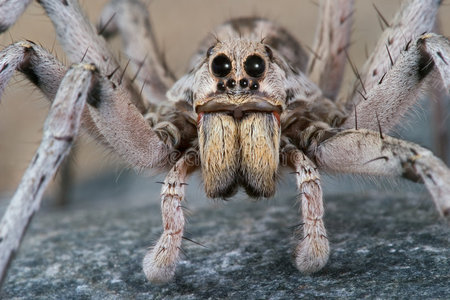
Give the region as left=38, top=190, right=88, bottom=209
left=211, top=54, right=232, bottom=77
left=244, top=55, right=265, bottom=78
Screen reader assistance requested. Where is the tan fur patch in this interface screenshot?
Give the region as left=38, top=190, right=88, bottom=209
left=198, top=113, right=239, bottom=198
left=239, top=113, right=280, bottom=197
left=198, top=112, right=280, bottom=198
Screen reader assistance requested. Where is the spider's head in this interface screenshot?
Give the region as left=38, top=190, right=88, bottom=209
left=194, top=39, right=285, bottom=121
left=167, top=39, right=302, bottom=198
left=167, top=38, right=318, bottom=123
left=166, top=39, right=321, bottom=199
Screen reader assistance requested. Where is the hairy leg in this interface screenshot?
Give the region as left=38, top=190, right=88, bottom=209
left=342, top=34, right=450, bottom=132
left=431, top=86, right=449, bottom=164
left=307, top=0, right=354, bottom=101
left=0, top=41, right=66, bottom=99
left=0, top=41, right=172, bottom=171
left=99, top=0, right=175, bottom=105
left=142, top=153, right=195, bottom=283
left=430, top=21, right=449, bottom=165
left=37, top=0, right=148, bottom=112
left=0, top=63, right=95, bottom=285
left=285, top=145, right=329, bottom=273
left=312, top=129, right=450, bottom=216
left=38, top=0, right=117, bottom=77
left=345, top=0, right=441, bottom=109
left=0, top=0, right=31, bottom=33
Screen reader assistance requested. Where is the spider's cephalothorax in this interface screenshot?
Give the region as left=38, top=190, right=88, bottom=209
left=196, top=40, right=282, bottom=198
left=168, top=20, right=325, bottom=199
left=195, top=40, right=283, bottom=198
left=0, top=0, right=449, bottom=286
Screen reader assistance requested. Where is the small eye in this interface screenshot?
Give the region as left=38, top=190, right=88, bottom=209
left=244, top=55, right=265, bottom=78
left=211, top=54, right=232, bottom=77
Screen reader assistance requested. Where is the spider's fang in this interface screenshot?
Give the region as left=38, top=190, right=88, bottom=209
left=273, top=111, right=281, bottom=126
left=196, top=112, right=204, bottom=126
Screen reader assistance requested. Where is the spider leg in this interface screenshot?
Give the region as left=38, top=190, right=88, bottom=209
left=307, top=0, right=354, bottom=101
left=37, top=0, right=118, bottom=77
left=431, top=86, right=449, bottom=164
left=98, top=0, right=175, bottom=105
left=37, top=0, right=148, bottom=112
left=0, top=63, right=95, bottom=285
left=342, top=33, right=450, bottom=132
left=0, top=41, right=178, bottom=284
left=0, top=0, right=31, bottom=33
left=142, top=153, right=196, bottom=283
left=346, top=0, right=441, bottom=109
left=0, top=41, right=66, bottom=100
left=0, top=41, right=172, bottom=170
left=430, top=21, right=449, bottom=164
left=285, top=145, right=329, bottom=274
left=312, top=129, right=450, bottom=216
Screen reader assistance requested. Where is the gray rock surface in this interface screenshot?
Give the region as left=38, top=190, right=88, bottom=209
left=0, top=172, right=449, bottom=299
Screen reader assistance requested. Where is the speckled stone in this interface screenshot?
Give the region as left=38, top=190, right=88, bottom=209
left=0, top=172, right=449, bottom=299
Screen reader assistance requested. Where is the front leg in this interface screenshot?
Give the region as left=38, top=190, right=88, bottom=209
left=0, top=63, right=95, bottom=284
left=286, top=146, right=329, bottom=274
left=143, top=153, right=195, bottom=283
left=347, top=0, right=441, bottom=109
left=343, top=33, right=450, bottom=132
left=313, top=129, right=450, bottom=216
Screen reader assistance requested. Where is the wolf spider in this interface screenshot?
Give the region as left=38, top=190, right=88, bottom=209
left=0, top=0, right=449, bottom=285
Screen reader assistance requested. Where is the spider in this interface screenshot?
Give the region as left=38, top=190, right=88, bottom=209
left=0, top=0, right=449, bottom=285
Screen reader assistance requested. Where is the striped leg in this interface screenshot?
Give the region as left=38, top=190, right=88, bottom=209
left=287, top=147, right=329, bottom=273
left=143, top=154, right=195, bottom=283
left=0, top=63, right=94, bottom=285
left=313, top=129, right=450, bottom=216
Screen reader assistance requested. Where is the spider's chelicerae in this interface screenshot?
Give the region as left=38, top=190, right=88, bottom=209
left=0, top=0, right=449, bottom=284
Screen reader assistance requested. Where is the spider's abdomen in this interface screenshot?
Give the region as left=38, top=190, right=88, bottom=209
left=198, top=112, right=280, bottom=198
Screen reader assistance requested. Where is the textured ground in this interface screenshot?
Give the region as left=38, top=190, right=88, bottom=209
left=0, top=172, right=449, bottom=299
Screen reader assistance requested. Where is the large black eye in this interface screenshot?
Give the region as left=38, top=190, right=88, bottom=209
left=211, top=54, right=232, bottom=77
left=244, top=55, right=265, bottom=77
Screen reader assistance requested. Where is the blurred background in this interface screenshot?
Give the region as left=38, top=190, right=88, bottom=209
left=0, top=0, right=449, bottom=202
